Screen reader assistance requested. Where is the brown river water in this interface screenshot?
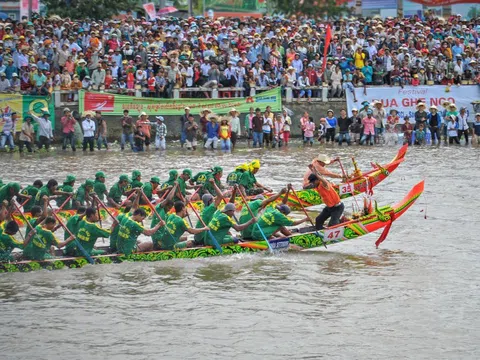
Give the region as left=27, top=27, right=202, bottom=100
left=0, top=142, right=479, bottom=360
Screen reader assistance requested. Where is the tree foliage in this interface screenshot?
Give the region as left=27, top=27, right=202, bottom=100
left=271, top=0, right=349, bottom=18
left=44, top=0, right=139, bottom=20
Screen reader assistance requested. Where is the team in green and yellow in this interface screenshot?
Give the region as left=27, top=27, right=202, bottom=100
left=0, top=160, right=309, bottom=262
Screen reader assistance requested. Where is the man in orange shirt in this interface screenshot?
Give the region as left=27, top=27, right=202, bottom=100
left=303, top=154, right=343, bottom=189
left=136, top=112, right=151, bottom=150
left=308, top=164, right=344, bottom=230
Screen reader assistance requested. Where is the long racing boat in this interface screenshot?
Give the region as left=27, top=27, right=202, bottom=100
left=0, top=180, right=424, bottom=273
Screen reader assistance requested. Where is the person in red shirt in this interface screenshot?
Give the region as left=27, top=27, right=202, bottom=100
left=147, top=72, right=156, bottom=97
left=60, top=107, right=77, bottom=151
left=136, top=112, right=151, bottom=151
left=308, top=164, right=344, bottom=230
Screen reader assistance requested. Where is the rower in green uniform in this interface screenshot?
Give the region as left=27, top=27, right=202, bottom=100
left=116, top=189, right=166, bottom=255
left=202, top=166, right=225, bottom=196
left=24, top=199, right=48, bottom=237
left=140, top=176, right=161, bottom=205
left=64, top=206, right=86, bottom=241
left=131, top=170, right=143, bottom=189
left=150, top=182, right=177, bottom=250
left=56, top=175, right=76, bottom=210
left=191, top=170, right=209, bottom=189
left=109, top=213, right=126, bottom=252
left=193, top=178, right=224, bottom=245
left=20, top=180, right=43, bottom=213
left=64, top=207, right=111, bottom=257
left=226, top=163, right=249, bottom=186
left=160, top=201, right=209, bottom=250
left=73, top=179, right=94, bottom=208
left=175, top=169, right=193, bottom=201
left=107, top=174, right=131, bottom=209
left=0, top=182, right=23, bottom=204
left=93, top=172, right=108, bottom=202
left=23, top=217, right=77, bottom=260
left=206, top=202, right=256, bottom=246
left=161, top=169, right=179, bottom=191
left=35, top=179, right=73, bottom=208
left=239, top=187, right=289, bottom=240
left=251, top=204, right=308, bottom=240
left=238, top=159, right=272, bottom=196
left=0, top=221, right=23, bottom=261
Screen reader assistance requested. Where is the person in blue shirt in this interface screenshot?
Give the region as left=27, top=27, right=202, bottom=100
left=342, top=69, right=358, bottom=102
left=361, top=60, right=374, bottom=85
left=427, top=105, right=443, bottom=145
left=325, top=109, right=337, bottom=144
left=4, top=59, right=17, bottom=80
left=204, top=115, right=220, bottom=150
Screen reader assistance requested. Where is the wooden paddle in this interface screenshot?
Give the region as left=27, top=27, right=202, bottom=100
left=234, top=185, right=273, bottom=253
left=47, top=203, right=95, bottom=264
left=288, top=184, right=327, bottom=249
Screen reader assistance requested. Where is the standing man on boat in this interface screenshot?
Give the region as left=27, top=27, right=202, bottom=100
left=303, top=154, right=345, bottom=189
left=308, top=164, right=345, bottom=230
left=251, top=204, right=309, bottom=240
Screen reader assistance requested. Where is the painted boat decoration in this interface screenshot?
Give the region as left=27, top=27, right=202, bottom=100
left=0, top=180, right=424, bottom=273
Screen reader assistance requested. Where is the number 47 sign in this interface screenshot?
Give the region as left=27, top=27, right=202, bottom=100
left=324, top=226, right=345, bottom=242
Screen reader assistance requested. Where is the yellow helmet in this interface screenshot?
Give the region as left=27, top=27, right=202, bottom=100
left=250, top=159, right=261, bottom=169
left=235, top=163, right=249, bottom=172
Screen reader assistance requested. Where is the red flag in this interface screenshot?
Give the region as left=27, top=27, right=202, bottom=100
left=375, top=211, right=396, bottom=248
left=322, top=24, right=332, bottom=72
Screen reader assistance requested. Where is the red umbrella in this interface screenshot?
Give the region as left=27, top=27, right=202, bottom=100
left=157, top=6, right=178, bottom=15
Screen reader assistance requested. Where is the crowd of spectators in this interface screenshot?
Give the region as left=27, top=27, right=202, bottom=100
left=0, top=12, right=479, bottom=100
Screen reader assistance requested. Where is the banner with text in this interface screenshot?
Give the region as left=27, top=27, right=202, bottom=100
left=0, top=94, right=55, bottom=132
left=346, top=85, right=480, bottom=124
left=79, top=88, right=282, bottom=116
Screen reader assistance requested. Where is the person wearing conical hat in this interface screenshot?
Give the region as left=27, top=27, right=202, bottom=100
left=204, top=113, right=219, bottom=150
left=302, top=154, right=344, bottom=189
left=414, top=102, right=428, bottom=130
left=427, top=105, right=443, bottom=145
left=56, top=174, right=76, bottom=210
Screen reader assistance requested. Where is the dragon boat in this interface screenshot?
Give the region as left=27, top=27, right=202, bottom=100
left=0, top=180, right=424, bottom=273
left=11, top=145, right=409, bottom=227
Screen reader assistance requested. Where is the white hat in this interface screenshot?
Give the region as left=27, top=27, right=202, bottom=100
left=229, top=108, right=238, bottom=113
left=139, top=111, right=147, bottom=116
left=12, top=73, right=18, bottom=77
left=351, top=108, right=358, bottom=112
left=156, top=116, right=164, bottom=121
left=316, top=154, right=332, bottom=165
left=429, top=105, right=437, bottom=110
left=184, top=106, right=190, bottom=110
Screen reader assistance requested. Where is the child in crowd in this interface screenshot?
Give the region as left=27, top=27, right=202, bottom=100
left=317, top=118, right=326, bottom=144
left=303, top=117, right=315, bottom=146
left=402, top=116, right=414, bottom=145
left=414, top=123, right=426, bottom=145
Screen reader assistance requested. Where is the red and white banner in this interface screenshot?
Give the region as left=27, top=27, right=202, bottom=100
left=346, top=85, right=480, bottom=124
left=143, top=3, right=157, bottom=20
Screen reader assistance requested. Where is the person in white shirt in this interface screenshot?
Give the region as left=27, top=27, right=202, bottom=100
left=30, top=110, right=53, bottom=150
left=82, top=112, right=96, bottom=151
left=228, top=108, right=241, bottom=150
left=457, top=107, right=470, bottom=145
left=262, top=111, right=273, bottom=147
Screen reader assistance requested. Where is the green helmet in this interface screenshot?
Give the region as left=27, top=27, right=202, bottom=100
left=211, top=166, right=223, bottom=174
left=119, top=174, right=131, bottom=183
left=64, top=174, right=76, bottom=184
left=150, top=176, right=160, bottom=184
left=182, top=169, right=192, bottom=178
left=132, top=170, right=142, bottom=179
left=95, top=171, right=106, bottom=179
left=9, top=182, right=21, bottom=193
left=85, top=179, right=95, bottom=188
left=168, top=169, right=178, bottom=180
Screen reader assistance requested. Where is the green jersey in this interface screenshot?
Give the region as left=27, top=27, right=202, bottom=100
left=226, top=170, right=244, bottom=186
left=192, top=171, right=210, bottom=186
left=193, top=204, right=217, bottom=245
left=75, top=184, right=91, bottom=206
left=151, top=206, right=168, bottom=247
left=160, top=179, right=175, bottom=191
left=117, top=216, right=144, bottom=255
left=251, top=208, right=294, bottom=240
left=67, top=220, right=110, bottom=256
left=239, top=199, right=263, bottom=239
left=142, top=182, right=154, bottom=201
left=23, top=225, right=60, bottom=260
left=108, top=183, right=125, bottom=204
left=207, top=212, right=235, bottom=246
left=109, top=213, right=126, bottom=251
left=94, top=180, right=107, bottom=201
left=238, top=171, right=256, bottom=191
left=161, top=214, right=189, bottom=250
left=56, top=184, right=73, bottom=209
left=20, top=185, right=39, bottom=212
left=202, top=176, right=222, bottom=196
left=0, top=224, right=23, bottom=261
left=25, top=218, right=41, bottom=237
left=0, top=184, right=16, bottom=203
left=35, top=186, right=53, bottom=207
left=64, top=214, right=84, bottom=241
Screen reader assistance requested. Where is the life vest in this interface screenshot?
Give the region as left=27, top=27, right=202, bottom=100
left=316, top=181, right=340, bottom=208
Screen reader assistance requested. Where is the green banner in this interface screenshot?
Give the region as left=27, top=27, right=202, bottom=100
left=0, top=94, right=55, bottom=132
left=79, top=88, right=282, bottom=116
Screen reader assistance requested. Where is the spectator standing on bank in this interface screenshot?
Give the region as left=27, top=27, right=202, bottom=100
left=252, top=108, right=264, bottom=148
left=19, top=114, right=35, bottom=153
left=282, top=109, right=292, bottom=146
left=204, top=114, right=219, bottom=150
left=185, top=114, right=199, bottom=151
left=136, top=112, right=151, bottom=151
left=60, top=107, right=77, bottom=151
left=325, top=109, right=337, bottom=144
left=155, top=116, right=167, bottom=151
left=30, top=110, right=53, bottom=151
left=120, top=110, right=134, bottom=151
left=82, top=112, right=96, bottom=152
left=262, top=110, right=273, bottom=148
left=96, top=112, right=108, bottom=150
left=349, top=108, right=362, bottom=144
left=372, top=101, right=386, bottom=144
left=179, top=107, right=190, bottom=148
left=360, top=109, right=376, bottom=146
left=219, top=117, right=232, bottom=151
left=337, top=109, right=352, bottom=146
left=427, top=105, right=443, bottom=145
left=457, top=107, right=470, bottom=145
left=229, top=108, right=241, bottom=150
left=0, top=111, right=17, bottom=151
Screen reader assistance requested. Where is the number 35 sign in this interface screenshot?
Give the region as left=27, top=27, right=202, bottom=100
left=339, top=183, right=354, bottom=195
left=324, top=226, right=345, bottom=241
